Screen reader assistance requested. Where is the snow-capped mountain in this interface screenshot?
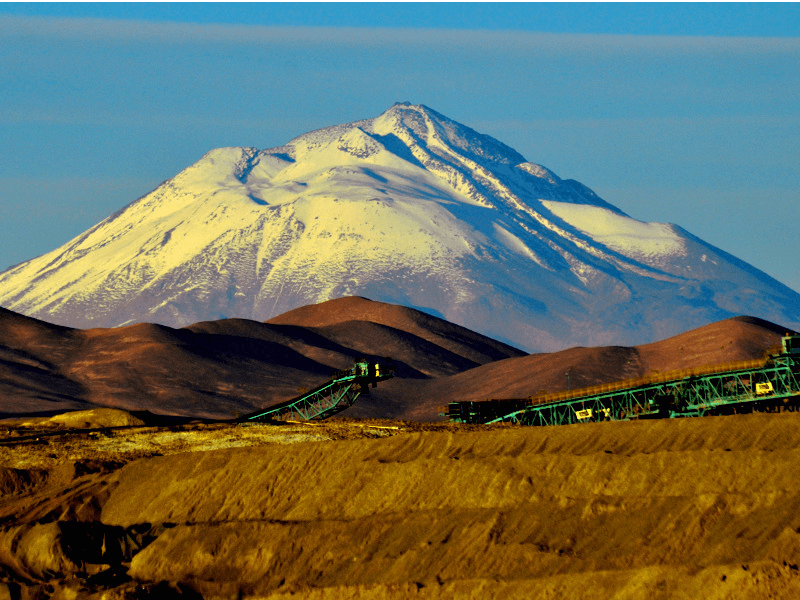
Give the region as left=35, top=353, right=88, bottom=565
left=1, top=103, right=798, bottom=351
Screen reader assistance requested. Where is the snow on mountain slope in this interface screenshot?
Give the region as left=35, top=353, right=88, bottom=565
left=1, top=103, right=798, bottom=351
left=540, top=201, right=684, bottom=260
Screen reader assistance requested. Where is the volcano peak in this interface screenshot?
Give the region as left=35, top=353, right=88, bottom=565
left=1, top=106, right=798, bottom=351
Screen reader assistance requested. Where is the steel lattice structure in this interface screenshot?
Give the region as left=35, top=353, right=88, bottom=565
left=443, top=335, right=800, bottom=427
left=238, top=360, right=394, bottom=423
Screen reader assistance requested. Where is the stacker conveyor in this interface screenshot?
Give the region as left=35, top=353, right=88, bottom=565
left=238, top=359, right=394, bottom=423
left=442, top=334, right=800, bottom=427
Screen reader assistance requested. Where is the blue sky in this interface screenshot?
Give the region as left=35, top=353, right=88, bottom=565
left=1, top=3, right=799, bottom=295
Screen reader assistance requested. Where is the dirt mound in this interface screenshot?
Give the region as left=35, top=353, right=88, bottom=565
left=3, top=413, right=800, bottom=598
left=100, top=413, right=800, bottom=598
left=48, top=408, right=145, bottom=429
left=13, top=408, right=148, bottom=430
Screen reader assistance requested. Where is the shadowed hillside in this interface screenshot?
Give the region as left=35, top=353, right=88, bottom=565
left=0, top=298, right=524, bottom=419
left=0, top=299, right=794, bottom=421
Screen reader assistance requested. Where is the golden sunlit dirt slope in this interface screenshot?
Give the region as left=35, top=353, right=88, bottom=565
left=2, top=411, right=800, bottom=598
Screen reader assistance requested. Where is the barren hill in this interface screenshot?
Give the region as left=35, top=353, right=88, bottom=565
left=268, top=296, right=522, bottom=366
left=0, top=298, right=524, bottom=419
left=0, top=299, right=794, bottom=421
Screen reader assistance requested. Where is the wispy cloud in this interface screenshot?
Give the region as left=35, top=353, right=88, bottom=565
left=2, top=14, right=799, bottom=54
left=1, top=12, right=797, bottom=290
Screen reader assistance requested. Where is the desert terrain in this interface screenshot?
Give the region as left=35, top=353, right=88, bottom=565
left=2, top=299, right=800, bottom=598
left=0, top=297, right=793, bottom=422
left=3, top=408, right=800, bottom=598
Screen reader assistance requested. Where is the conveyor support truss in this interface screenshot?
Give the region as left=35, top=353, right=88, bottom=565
left=238, top=360, right=394, bottom=423
left=442, top=335, right=800, bottom=427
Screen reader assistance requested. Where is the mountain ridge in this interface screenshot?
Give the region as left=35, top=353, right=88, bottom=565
left=1, top=103, right=798, bottom=351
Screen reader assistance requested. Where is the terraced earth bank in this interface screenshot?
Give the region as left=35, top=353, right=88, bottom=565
left=2, top=409, right=800, bottom=599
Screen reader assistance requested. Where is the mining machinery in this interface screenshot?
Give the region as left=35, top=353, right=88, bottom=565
left=237, top=359, right=394, bottom=423
left=442, top=334, right=800, bottom=427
